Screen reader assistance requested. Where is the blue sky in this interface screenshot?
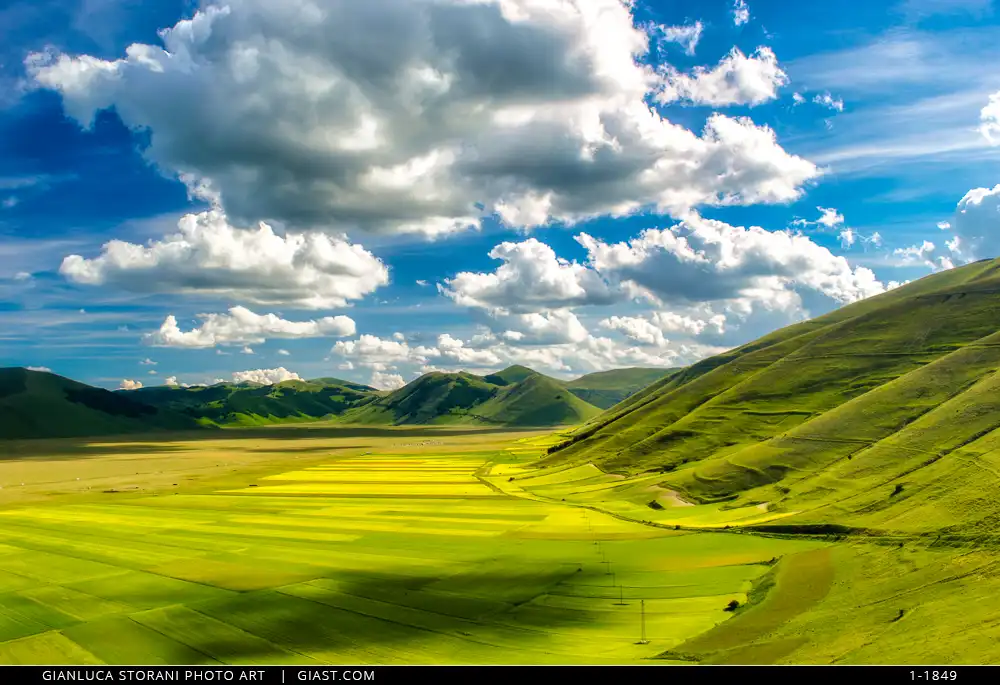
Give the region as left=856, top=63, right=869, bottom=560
left=1, top=0, right=999, bottom=390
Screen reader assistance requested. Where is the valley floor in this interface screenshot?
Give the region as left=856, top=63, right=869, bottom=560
left=0, top=427, right=995, bottom=664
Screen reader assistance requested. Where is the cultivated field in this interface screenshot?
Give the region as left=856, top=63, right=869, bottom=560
left=0, top=427, right=820, bottom=665
left=2, top=427, right=998, bottom=664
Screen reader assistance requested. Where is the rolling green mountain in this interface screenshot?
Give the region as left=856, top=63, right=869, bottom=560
left=563, top=367, right=677, bottom=409
left=128, top=378, right=380, bottom=426
left=540, top=257, right=1000, bottom=532
left=2, top=361, right=674, bottom=437
left=342, top=367, right=603, bottom=427
left=0, top=368, right=206, bottom=439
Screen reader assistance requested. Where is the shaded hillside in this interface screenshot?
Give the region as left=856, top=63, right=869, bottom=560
left=564, top=367, right=676, bottom=409
left=0, top=368, right=205, bottom=439
left=129, top=378, right=379, bottom=426
left=539, top=258, right=1000, bottom=531
left=343, top=367, right=602, bottom=427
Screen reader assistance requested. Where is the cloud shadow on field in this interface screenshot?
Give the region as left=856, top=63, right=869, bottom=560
left=182, top=565, right=616, bottom=665
left=0, top=425, right=539, bottom=460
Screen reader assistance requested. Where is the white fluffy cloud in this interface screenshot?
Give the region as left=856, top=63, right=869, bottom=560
left=655, top=47, right=787, bottom=107
left=165, top=376, right=179, bottom=387
left=29, top=0, right=817, bottom=235
left=648, top=21, right=703, bottom=56
left=119, top=379, right=143, bottom=390
left=333, top=335, right=432, bottom=368
left=441, top=239, right=616, bottom=314
left=26, top=365, right=51, bottom=373
left=981, top=92, right=1000, bottom=144
left=139, top=358, right=157, bottom=366
left=332, top=330, right=709, bottom=378
left=144, top=306, right=356, bottom=348
left=601, top=310, right=727, bottom=347
left=231, top=367, right=302, bottom=385
left=370, top=371, right=406, bottom=391
left=950, top=185, right=1000, bottom=259
left=60, top=210, right=388, bottom=309
left=732, top=0, right=751, bottom=26
left=577, top=213, right=886, bottom=313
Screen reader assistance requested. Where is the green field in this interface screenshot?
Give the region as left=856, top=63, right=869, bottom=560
left=0, top=428, right=826, bottom=665
left=1, top=427, right=997, bottom=664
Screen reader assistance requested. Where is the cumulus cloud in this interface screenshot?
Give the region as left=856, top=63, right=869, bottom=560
left=981, top=92, right=1000, bottom=144
left=277, top=349, right=290, bottom=356
left=60, top=210, right=388, bottom=309
left=139, top=358, right=157, bottom=366
left=165, top=376, right=179, bottom=387
left=231, top=367, right=302, bottom=385
left=144, top=306, right=356, bottom=349
left=655, top=47, right=788, bottom=107
left=26, top=365, right=51, bottom=372
left=370, top=371, right=406, bottom=391
left=732, top=0, right=751, bottom=26
left=332, top=330, right=714, bottom=378
left=950, top=185, right=1000, bottom=259
left=333, top=335, right=431, bottom=368
left=577, top=213, right=886, bottom=315
left=119, top=379, right=143, bottom=390
left=817, top=207, right=845, bottom=229
left=241, top=346, right=255, bottom=355
left=441, top=239, right=616, bottom=314
left=648, top=21, right=703, bottom=56
left=29, top=0, right=817, bottom=235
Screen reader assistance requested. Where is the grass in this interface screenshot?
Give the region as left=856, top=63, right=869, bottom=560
left=531, top=259, right=1000, bottom=537
left=0, top=427, right=817, bottom=665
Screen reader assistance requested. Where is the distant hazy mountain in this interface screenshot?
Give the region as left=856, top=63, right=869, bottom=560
left=563, top=367, right=678, bottom=409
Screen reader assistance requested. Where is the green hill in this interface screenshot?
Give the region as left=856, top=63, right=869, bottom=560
left=342, top=371, right=508, bottom=425
left=128, top=378, right=379, bottom=426
left=0, top=368, right=206, bottom=439
left=563, top=367, right=676, bottom=409
left=342, top=369, right=603, bottom=427
left=473, top=373, right=603, bottom=426
left=482, top=364, right=541, bottom=386
left=537, top=257, right=1000, bottom=533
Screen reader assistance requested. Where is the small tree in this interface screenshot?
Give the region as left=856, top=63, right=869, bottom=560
left=724, top=600, right=740, bottom=612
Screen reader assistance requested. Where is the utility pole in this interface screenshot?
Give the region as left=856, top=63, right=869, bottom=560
left=614, top=583, right=626, bottom=606
left=637, top=599, right=649, bottom=644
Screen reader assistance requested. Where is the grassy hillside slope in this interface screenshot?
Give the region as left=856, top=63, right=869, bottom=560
left=0, top=368, right=205, bottom=439
left=536, top=257, right=1000, bottom=534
